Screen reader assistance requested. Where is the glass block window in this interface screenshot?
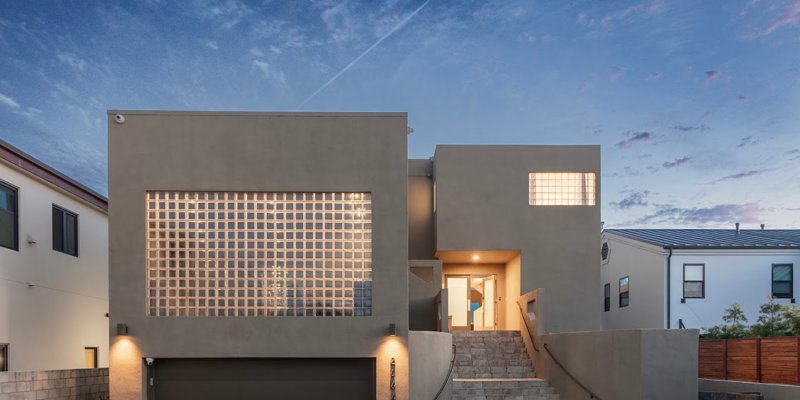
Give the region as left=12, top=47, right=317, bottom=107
left=146, top=191, right=373, bottom=317
left=528, top=172, right=596, bottom=206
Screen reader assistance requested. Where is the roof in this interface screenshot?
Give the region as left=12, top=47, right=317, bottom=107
left=0, top=137, right=108, bottom=212
left=604, top=229, right=800, bottom=249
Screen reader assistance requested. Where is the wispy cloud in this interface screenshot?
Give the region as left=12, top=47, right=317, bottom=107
left=0, top=92, right=43, bottom=118
left=646, top=72, right=663, bottom=80
left=616, top=131, right=654, bottom=148
left=190, top=0, right=252, bottom=29
left=297, top=0, right=431, bottom=109
left=56, top=52, right=87, bottom=72
left=320, top=2, right=357, bottom=44
left=252, top=60, right=286, bottom=86
left=736, top=136, right=758, bottom=148
left=744, top=0, right=800, bottom=38
left=711, top=169, right=768, bottom=183
left=636, top=203, right=763, bottom=225
left=610, top=66, right=627, bottom=82
left=672, top=124, right=708, bottom=132
left=578, top=0, right=666, bottom=32
left=663, top=156, right=691, bottom=168
left=705, top=70, right=720, bottom=82
left=203, top=40, right=219, bottom=50
left=250, top=19, right=309, bottom=49
left=611, top=190, right=650, bottom=210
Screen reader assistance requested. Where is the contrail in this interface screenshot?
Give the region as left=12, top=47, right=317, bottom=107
left=296, top=0, right=431, bottom=109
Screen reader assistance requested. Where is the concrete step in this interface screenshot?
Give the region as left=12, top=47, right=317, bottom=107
left=451, top=378, right=559, bottom=400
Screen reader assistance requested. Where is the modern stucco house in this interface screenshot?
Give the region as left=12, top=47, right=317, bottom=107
left=109, top=110, right=698, bottom=400
left=602, top=228, right=800, bottom=331
left=0, top=138, right=109, bottom=372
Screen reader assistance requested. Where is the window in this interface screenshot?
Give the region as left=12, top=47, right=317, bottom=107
left=772, top=264, right=793, bottom=299
left=528, top=172, right=596, bottom=206
left=52, top=206, right=78, bottom=256
left=619, top=276, right=629, bottom=307
left=146, top=191, right=373, bottom=317
left=0, top=343, right=7, bottom=371
left=84, top=347, right=98, bottom=368
left=604, top=283, right=611, bottom=312
left=0, top=181, right=18, bottom=251
left=683, top=264, right=705, bottom=298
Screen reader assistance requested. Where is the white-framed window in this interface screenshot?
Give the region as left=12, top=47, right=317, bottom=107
left=619, top=276, right=629, bottom=307
left=683, top=264, right=704, bottom=299
left=528, top=172, right=596, bottom=206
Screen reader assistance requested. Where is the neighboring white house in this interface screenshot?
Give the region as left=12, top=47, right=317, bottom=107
left=0, top=138, right=108, bottom=372
left=601, top=228, right=800, bottom=332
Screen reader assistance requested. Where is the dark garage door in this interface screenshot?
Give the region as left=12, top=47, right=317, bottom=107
left=151, top=358, right=376, bottom=400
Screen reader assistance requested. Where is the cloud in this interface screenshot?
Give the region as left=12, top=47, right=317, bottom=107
left=646, top=72, right=663, bottom=80
left=248, top=47, right=264, bottom=58
left=611, top=190, right=650, bottom=210
left=705, top=70, right=720, bottom=82
left=711, top=169, right=768, bottom=183
left=56, top=52, right=87, bottom=71
left=511, top=7, right=526, bottom=19
left=190, top=0, right=252, bottom=29
left=636, top=203, right=763, bottom=225
left=738, top=95, right=747, bottom=101
left=0, top=92, right=43, bottom=118
left=671, top=124, right=708, bottom=132
left=251, top=60, right=286, bottom=86
left=579, top=0, right=666, bottom=31
left=736, top=136, right=758, bottom=148
left=250, top=19, right=309, bottom=49
left=297, top=0, right=431, bottom=109
left=320, top=2, right=357, bottom=44
left=204, top=40, right=219, bottom=50
left=663, top=156, right=691, bottom=168
left=610, top=66, right=627, bottom=82
left=745, top=0, right=800, bottom=38
left=616, top=131, right=654, bottom=148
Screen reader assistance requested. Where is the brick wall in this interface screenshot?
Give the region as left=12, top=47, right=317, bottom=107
left=0, top=368, right=108, bottom=400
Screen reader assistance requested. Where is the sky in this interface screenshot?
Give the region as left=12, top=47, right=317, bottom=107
left=0, top=0, right=798, bottom=228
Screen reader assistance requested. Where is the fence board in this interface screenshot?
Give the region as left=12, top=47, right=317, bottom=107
left=699, top=337, right=800, bottom=385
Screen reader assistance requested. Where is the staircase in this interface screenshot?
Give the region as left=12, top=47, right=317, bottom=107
left=451, top=330, right=558, bottom=400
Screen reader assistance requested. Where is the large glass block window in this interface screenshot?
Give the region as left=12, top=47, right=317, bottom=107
left=146, top=192, right=372, bottom=317
left=772, top=264, right=793, bottom=299
left=528, top=172, right=596, bottom=206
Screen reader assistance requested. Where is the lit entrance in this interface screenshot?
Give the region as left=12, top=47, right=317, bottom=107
left=445, top=274, right=497, bottom=331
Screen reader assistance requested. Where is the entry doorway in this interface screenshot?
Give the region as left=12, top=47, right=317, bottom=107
left=445, top=275, right=497, bottom=331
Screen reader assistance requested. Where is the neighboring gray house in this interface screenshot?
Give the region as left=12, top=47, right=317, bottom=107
left=107, top=110, right=604, bottom=400
left=602, top=228, right=800, bottom=331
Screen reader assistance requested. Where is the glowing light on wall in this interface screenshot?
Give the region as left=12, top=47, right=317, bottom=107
left=528, top=172, right=596, bottom=206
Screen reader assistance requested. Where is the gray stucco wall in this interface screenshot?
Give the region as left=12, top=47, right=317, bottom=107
left=433, top=145, right=601, bottom=333
left=535, top=329, right=699, bottom=400
left=408, top=159, right=435, bottom=260
left=699, top=379, right=800, bottom=400
left=408, top=331, right=453, bottom=400
left=108, top=111, right=410, bottom=399
left=409, top=260, right=443, bottom=331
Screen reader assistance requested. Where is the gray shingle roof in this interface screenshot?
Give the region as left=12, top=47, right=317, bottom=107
left=604, top=229, right=800, bottom=249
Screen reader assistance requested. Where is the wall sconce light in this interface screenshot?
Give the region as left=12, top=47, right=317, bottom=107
left=116, top=323, right=129, bottom=335
left=388, top=323, right=397, bottom=337
left=471, top=254, right=480, bottom=262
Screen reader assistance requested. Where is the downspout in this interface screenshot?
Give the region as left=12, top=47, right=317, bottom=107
left=666, top=247, right=673, bottom=329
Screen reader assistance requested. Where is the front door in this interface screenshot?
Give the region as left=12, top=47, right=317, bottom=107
left=445, top=275, right=496, bottom=331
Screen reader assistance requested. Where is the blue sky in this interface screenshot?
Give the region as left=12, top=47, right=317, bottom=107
left=0, top=0, right=798, bottom=228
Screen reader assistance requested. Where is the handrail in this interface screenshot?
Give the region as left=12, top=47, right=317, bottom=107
left=433, top=344, right=457, bottom=400
left=516, top=301, right=602, bottom=400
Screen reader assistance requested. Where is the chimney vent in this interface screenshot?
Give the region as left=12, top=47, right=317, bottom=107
left=735, top=222, right=740, bottom=234
left=761, top=224, right=765, bottom=230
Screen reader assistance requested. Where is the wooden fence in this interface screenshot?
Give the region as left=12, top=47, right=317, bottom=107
left=699, top=337, right=800, bottom=385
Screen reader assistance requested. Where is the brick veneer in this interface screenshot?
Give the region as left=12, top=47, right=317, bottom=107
left=0, top=368, right=108, bottom=400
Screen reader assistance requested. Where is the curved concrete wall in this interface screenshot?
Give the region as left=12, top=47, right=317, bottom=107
left=409, top=331, right=453, bottom=400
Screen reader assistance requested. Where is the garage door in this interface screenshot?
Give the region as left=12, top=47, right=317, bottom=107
left=151, top=358, right=376, bottom=400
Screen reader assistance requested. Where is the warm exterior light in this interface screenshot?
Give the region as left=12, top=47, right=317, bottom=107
left=388, top=323, right=397, bottom=336
left=116, top=323, right=129, bottom=335
left=471, top=255, right=480, bottom=262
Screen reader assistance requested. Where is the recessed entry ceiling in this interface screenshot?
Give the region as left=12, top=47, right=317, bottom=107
left=435, top=250, right=520, bottom=264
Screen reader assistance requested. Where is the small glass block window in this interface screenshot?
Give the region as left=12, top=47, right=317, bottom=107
left=145, top=191, right=373, bottom=317
left=529, top=172, right=596, bottom=206
left=772, top=264, right=793, bottom=299
left=619, top=276, right=629, bottom=308
left=683, top=264, right=704, bottom=299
